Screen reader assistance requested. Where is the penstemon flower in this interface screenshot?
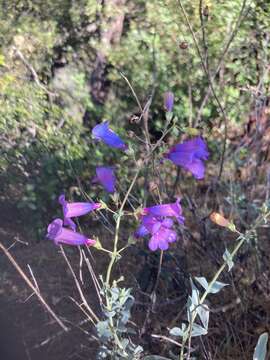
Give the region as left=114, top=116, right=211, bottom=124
left=59, top=194, right=101, bottom=230
left=165, top=136, right=209, bottom=179
left=92, top=121, right=128, bottom=150
left=136, top=214, right=178, bottom=251
left=93, top=166, right=116, bottom=193
left=47, top=219, right=95, bottom=246
left=143, top=198, right=185, bottom=224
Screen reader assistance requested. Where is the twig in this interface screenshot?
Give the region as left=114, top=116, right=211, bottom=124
left=34, top=317, right=94, bottom=349
left=196, top=0, right=248, bottom=124
left=82, top=249, right=103, bottom=305
left=176, top=0, right=229, bottom=179
left=151, top=334, right=183, bottom=347
left=140, top=251, right=164, bottom=337
left=0, top=242, right=68, bottom=332
left=60, top=246, right=99, bottom=324
left=12, top=46, right=55, bottom=97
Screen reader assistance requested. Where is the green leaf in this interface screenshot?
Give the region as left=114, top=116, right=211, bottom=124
left=195, top=277, right=229, bottom=294
left=210, top=281, right=229, bottom=294
left=197, top=304, right=209, bottom=330
left=191, top=323, right=208, bottom=337
left=170, top=327, right=184, bottom=337
left=96, top=321, right=112, bottom=340
left=223, top=248, right=234, bottom=271
left=253, top=332, right=268, bottom=360
left=195, top=277, right=208, bottom=290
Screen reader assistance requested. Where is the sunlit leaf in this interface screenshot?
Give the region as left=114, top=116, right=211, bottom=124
left=253, top=332, right=268, bottom=360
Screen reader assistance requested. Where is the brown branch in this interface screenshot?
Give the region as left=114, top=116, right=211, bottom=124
left=196, top=0, right=248, bottom=124
left=176, top=0, right=229, bottom=179
left=0, top=242, right=68, bottom=332
left=12, top=46, right=56, bottom=97
left=60, top=246, right=99, bottom=324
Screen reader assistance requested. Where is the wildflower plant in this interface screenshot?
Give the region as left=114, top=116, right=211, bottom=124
left=42, top=87, right=270, bottom=360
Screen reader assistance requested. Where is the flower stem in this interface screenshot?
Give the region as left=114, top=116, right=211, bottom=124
left=179, top=211, right=270, bottom=359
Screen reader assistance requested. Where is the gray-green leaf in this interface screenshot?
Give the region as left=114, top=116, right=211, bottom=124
left=170, top=327, right=184, bottom=337
left=195, top=277, right=228, bottom=294
left=223, top=248, right=234, bottom=271
left=197, top=304, right=209, bottom=330
left=191, top=323, right=208, bottom=337
left=253, top=332, right=268, bottom=360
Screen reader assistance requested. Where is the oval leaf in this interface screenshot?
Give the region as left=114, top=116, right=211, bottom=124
left=170, top=327, right=184, bottom=337
left=253, top=332, right=268, bottom=360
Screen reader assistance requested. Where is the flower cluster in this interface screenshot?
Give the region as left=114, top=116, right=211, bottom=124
left=46, top=195, right=101, bottom=247
left=46, top=92, right=210, bottom=252
left=165, top=136, right=209, bottom=179
left=136, top=199, right=185, bottom=251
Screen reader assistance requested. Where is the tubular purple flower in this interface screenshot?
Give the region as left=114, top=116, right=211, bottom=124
left=149, top=227, right=177, bottom=251
left=47, top=219, right=95, bottom=246
left=143, top=198, right=185, bottom=224
left=92, top=121, right=128, bottom=150
left=59, top=194, right=101, bottom=227
left=93, top=166, right=116, bottom=193
left=135, top=215, right=178, bottom=251
left=164, top=91, right=174, bottom=112
left=165, top=137, right=209, bottom=179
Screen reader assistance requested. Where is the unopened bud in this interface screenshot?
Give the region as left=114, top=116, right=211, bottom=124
left=164, top=91, right=174, bottom=112
left=210, top=212, right=230, bottom=228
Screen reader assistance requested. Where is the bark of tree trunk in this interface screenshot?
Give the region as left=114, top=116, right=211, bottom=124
left=90, top=0, right=125, bottom=105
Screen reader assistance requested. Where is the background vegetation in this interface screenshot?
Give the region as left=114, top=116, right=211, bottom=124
left=0, top=1, right=270, bottom=359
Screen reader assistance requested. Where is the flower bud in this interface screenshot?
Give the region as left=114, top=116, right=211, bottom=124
left=210, top=212, right=230, bottom=228
left=164, top=91, right=174, bottom=112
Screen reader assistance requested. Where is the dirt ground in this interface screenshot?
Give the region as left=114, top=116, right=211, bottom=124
left=0, top=215, right=100, bottom=360
left=1, top=194, right=270, bottom=360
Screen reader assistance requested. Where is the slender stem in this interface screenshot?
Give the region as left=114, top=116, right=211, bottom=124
left=179, top=211, right=270, bottom=359
left=105, top=169, right=141, bottom=286
left=176, top=0, right=228, bottom=179
left=152, top=250, right=164, bottom=297
left=0, top=242, right=68, bottom=332
left=60, top=246, right=99, bottom=324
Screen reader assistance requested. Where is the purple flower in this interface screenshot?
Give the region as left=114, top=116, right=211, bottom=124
left=47, top=219, right=95, bottom=246
left=92, top=121, right=128, bottom=150
left=164, top=91, right=174, bottom=112
left=93, top=166, right=116, bottom=193
left=59, top=195, right=101, bottom=230
left=165, top=137, right=209, bottom=179
left=135, top=215, right=177, bottom=251
left=143, top=198, right=185, bottom=224
left=149, top=226, right=177, bottom=251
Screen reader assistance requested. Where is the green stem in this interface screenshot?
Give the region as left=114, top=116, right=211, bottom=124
left=180, top=211, right=270, bottom=359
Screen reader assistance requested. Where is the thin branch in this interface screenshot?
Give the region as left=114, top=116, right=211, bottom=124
left=60, top=246, right=99, bottom=324
left=12, top=46, right=56, bottom=97
left=196, top=0, right=248, bottom=124
left=151, top=334, right=183, bottom=347
left=0, top=242, right=68, bottom=332
left=176, top=0, right=230, bottom=179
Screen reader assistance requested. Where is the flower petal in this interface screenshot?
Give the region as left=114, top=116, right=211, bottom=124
left=95, top=166, right=116, bottom=193
left=143, top=198, right=184, bottom=220
left=148, top=236, right=159, bottom=251
left=47, top=219, right=94, bottom=246
left=166, top=137, right=209, bottom=179
left=92, top=121, right=127, bottom=150
left=184, top=158, right=205, bottom=180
